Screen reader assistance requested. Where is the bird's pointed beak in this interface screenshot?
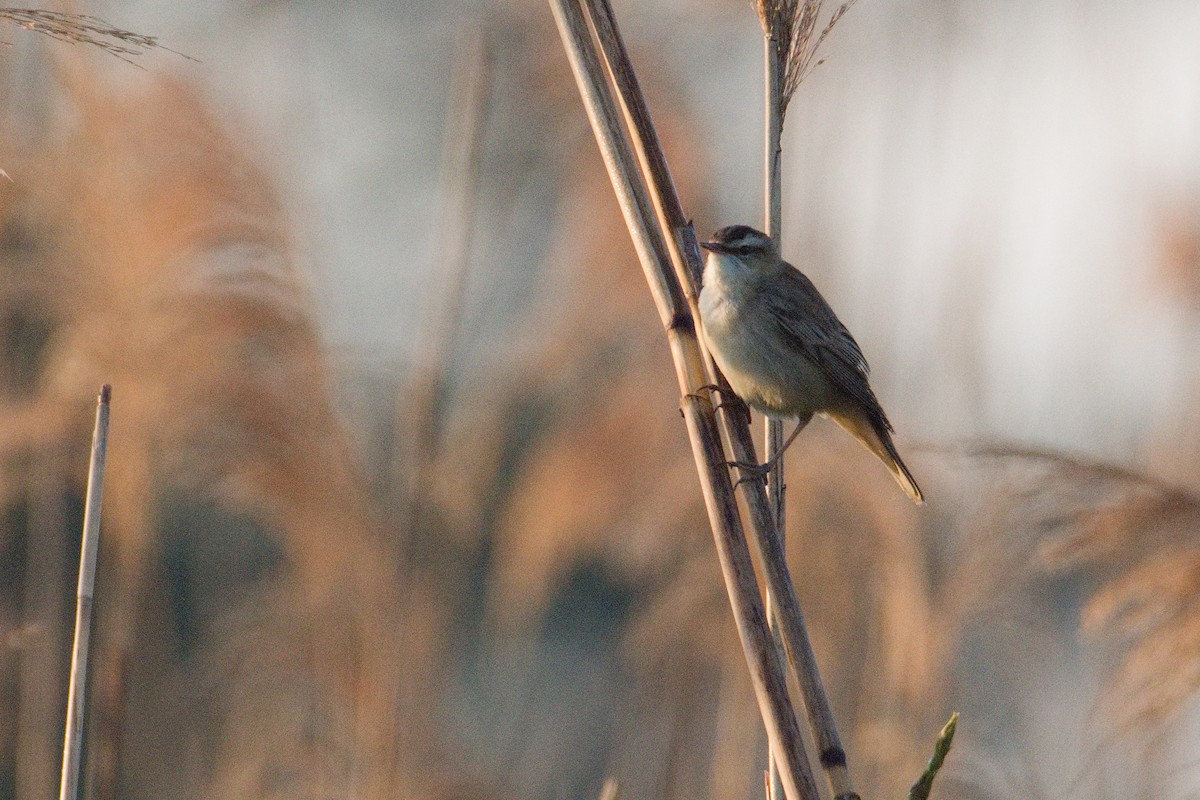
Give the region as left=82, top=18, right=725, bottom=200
left=700, top=240, right=725, bottom=253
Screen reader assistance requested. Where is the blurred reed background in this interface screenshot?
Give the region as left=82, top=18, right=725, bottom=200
left=1, top=1, right=1199, bottom=800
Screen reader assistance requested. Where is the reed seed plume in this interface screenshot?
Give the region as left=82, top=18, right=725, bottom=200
left=754, top=0, right=858, bottom=118
left=0, top=60, right=426, bottom=798
left=0, top=9, right=183, bottom=64
left=933, top=443, right=1200, bottom=730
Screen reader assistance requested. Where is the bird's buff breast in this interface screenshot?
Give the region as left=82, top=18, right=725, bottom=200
left=699, top=284, right=831, bottom=419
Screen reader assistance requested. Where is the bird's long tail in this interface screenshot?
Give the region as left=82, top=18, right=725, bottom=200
left=827, top=411, right=924, bottom=504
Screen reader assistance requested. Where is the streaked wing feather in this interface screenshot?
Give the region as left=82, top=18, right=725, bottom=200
left=768, top=267, right=893, bottom=431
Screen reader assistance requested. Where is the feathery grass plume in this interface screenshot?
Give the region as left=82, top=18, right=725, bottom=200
left=999, top=447, right=1200, bottom=729
left=0, top=10, right=182, bottom=65
left=0, top=60, right=423, bottom=798
left=754, top=0, right=858, bottom=120
left=927, top=443, right=1200, bottom=736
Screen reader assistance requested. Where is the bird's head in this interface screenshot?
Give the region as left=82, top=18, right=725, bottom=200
left=700, top=225, right=779, bottom=273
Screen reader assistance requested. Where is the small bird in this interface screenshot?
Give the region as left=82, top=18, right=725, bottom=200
left=698, top=224, right=923, bottom=503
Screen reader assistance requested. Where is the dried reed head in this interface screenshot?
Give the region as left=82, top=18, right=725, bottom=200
left=754, top=0, right=858, bottom=118
left=0, top=10, right=170, bottom=64
left=890, top=444, right=1200, bottom=795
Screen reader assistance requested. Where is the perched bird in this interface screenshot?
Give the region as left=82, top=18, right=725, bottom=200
left=698, top=224, right=923, bottom=503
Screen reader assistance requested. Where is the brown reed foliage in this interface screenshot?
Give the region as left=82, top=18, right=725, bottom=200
left=0, top=55, right=440, bottom=799
left=967, top=444, right=1200, bottom=729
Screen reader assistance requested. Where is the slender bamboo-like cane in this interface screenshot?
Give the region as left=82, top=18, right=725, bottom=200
left=763, top=31, right=788, bottom=800
left=548, top=3, right=818, bottom=799
left=579, top=1, right=853, bottom=797
left=581, top=7, right=953, bottom=798
left=58, top=385, right=112, bottom=800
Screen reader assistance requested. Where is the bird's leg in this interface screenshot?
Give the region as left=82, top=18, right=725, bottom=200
left=726, top=415, right=811, bottom=477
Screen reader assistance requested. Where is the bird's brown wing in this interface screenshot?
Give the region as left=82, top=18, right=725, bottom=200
left=766, top=266, right=894, bottom=432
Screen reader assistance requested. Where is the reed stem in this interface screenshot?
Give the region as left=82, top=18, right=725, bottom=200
left=764, top=28, right=787, bottom=800
left=58, top=385, right=112, bottom=800
left=756, top=4, right=858, bottom=797
left=548, top=2, right=818, bottom=798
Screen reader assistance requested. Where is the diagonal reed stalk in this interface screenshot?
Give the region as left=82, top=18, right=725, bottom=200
left=549, top=2, right=819, bottom=799
left=573, top=3, right=896, bottom=800
left=565, top=5, right=959, bottom=798
left=59, top=385, right=111, bottom=800
left=579, top=0, right=859, bottom=797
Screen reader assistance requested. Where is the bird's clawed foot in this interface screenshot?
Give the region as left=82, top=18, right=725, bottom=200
left=686, top=383, right=724, bottom=404
left=724, top=418, right=809, bottom=488
left=726, top=454, right=783, bottom=489
left=687, top=383, right=750, bottom=417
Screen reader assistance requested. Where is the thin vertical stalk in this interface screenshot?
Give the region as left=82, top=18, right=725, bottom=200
left=763, top=31, right=787, bottom=800
left=764, top=36, right=783, bottom=245
left=397, top=26, right=490, bottom=529
left=548, top=2, right=818, bottom=799
left=757, top=4, right=859, bottom=797
left=580, top=1, right=853, bottom=797
left=59, top=385, right=111, bottom=800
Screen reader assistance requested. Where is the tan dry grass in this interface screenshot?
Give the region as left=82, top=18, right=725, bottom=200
left=0, top=57, right=438, bottom=799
